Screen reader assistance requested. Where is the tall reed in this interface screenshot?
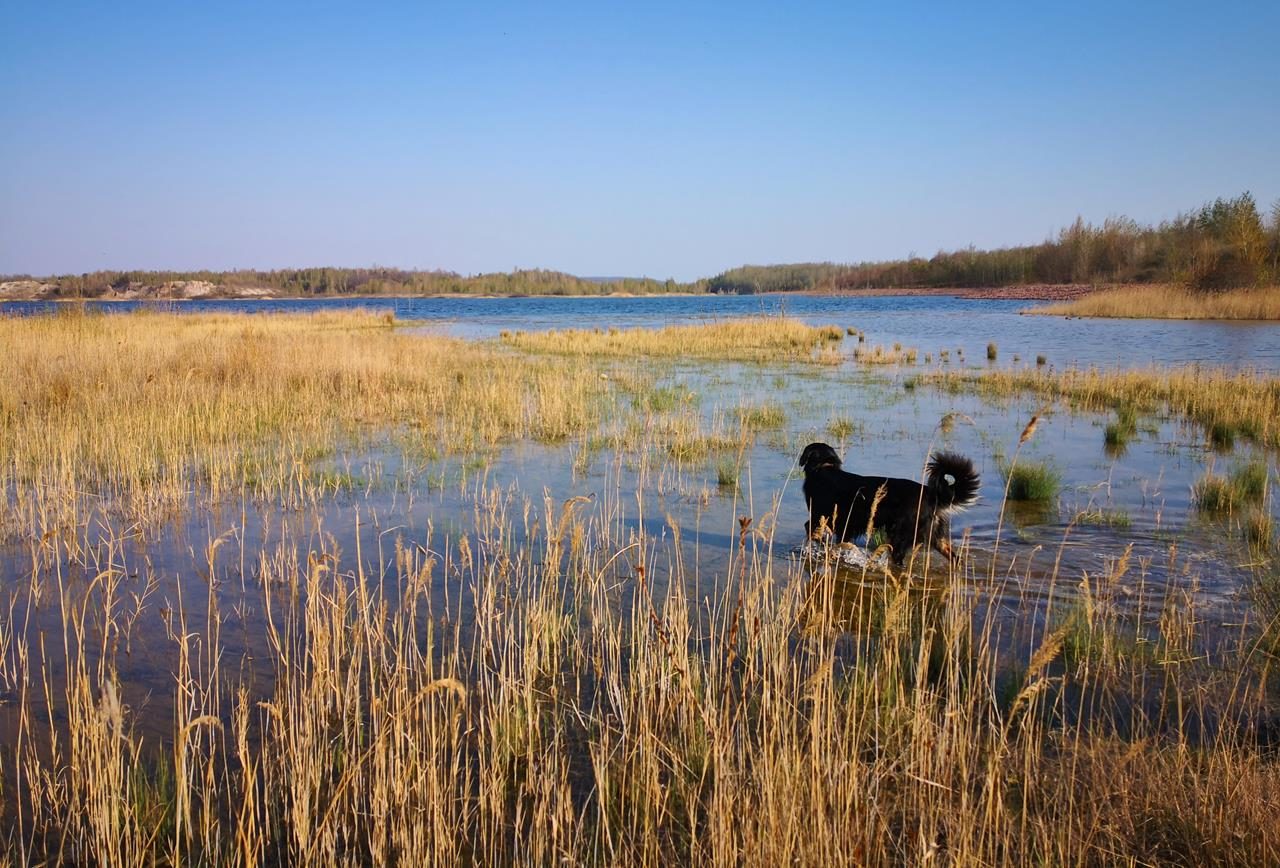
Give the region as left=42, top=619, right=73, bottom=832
left=0, top=309, right=611, bottom=535
left=923, top=364, right=1280, bottom=448
left=3, top=311, right=1278, bottom=865
left=500, top=316, right=844, bottom=362
left=1032, top=284, right=1280, bottom=320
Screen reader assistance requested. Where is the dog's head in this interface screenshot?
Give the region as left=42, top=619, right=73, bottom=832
left=798, top=442, right=842, bottom=472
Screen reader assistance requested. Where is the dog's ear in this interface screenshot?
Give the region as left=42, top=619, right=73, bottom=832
left=799, top=442, right=839, bottom=469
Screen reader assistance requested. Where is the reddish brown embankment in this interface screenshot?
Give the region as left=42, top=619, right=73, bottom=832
left=812, top=284, right=1097, bottom=300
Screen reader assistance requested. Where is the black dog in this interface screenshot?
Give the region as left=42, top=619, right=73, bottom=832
left=799, top=442, right=980, bottom=565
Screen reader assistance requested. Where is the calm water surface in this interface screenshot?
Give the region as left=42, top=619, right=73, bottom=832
left=3, top=294, right=1278, bottom=745
left=5, top=293, right=1280, bottom=369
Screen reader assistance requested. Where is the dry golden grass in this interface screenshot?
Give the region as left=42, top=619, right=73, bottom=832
left=853, top=342, right=918, bottom=365
left=925, top=364, right=1280, bottom=448
left=0, top=308, right=612, bottom=534
left=1031, top=284, right=1280, bottom=319
left=4, top=310, right=1280, bottom=865
left=6, top=474, right=1280, bottom=865
left=500, top=316, right=845, bottom=362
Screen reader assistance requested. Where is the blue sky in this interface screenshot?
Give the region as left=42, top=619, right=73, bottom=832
left=2, top=1, right=1277, bottom=280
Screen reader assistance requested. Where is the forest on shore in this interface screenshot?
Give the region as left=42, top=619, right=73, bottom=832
left=0, top=268, right=687, bottom=299
left=4, top=192, right=1277, bottom=299
left=707, top=193, right=1280, bottom=294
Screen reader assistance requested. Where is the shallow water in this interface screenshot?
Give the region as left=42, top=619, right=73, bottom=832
left=1, top=297, right=1277, bottom=752
left=5, top=292, right=1280, bottom=369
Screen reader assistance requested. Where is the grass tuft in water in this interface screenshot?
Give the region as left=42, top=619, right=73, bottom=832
left=638, top=385, right=695, bottom=413
left=1195, top=463, right=1265, bottom=516
left=918, top=365, right=1280, bottom=451
left=1195, top=473, right=1233, bottom=514
left=501, top=316, right=844, bottom=363
left=735, top=401, right=786, bottom=430
left=854, top=344, right=918, bottom=365
left=1208, top=420, right=1237, bottom=451
left=1004, top=461, right=1061, bottom=502
left=1104, top=405, right=1139, bottom=450
left=716, top=457, right=739, bottom=489
left=828, top=416, right=859, bottom=441
left=1077, top=507, right=1133, bottom=529
left=1245, top=511, right=1274, bottom=552
left=1231, top=461, right=1269, bottom=505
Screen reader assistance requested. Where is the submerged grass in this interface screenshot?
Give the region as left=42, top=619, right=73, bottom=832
left=1196, top=461, right=1270, bottom=515
left=853, top=343, right=918, bottom=365
left=1246, top=511, right=1274, bottom=551
left=1104, top=404, right=1139, bottom=449
left=0, top=309, right=613, bottom=533
left=923, top=365, right=1280, bottom=449
left=1031, top=284, right=1280, bottom=320
left=6, top=466, right=1280, bottom=865
left=500, top=315, right=845, bottom=362
left=735, top=401, right=787, bottom=430
left=827, top=416, right=859, bottom=441
left=1003, top=460, right=1062, bottom=501
left=3, top=310, right=1280, bottom=865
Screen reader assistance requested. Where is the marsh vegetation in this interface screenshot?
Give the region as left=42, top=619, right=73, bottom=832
left=708, top=192, right=1280, bottom=294
left=1, top=309, right=1279, bottom=865
left=923, top=364, right=1280, bottom=449
left=1033, top=284, right=1280, bottom=320
left=498, top=316, right=845, bottom=362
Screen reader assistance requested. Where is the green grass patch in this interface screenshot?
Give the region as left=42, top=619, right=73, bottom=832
left=1198, top=461, right=1269, bottom=515
left=1053, top=604, right=1156, bottom=671
left=1076, top=507, right=1133, bottom=530
left=1103, top=422, right=1130, bottom=447
left=1003, top=461, right=1061, bottom=502
left=1195, top=473, right=1233, bottom=514
left=828, top=416, right=859, bottom=440
left=736, top=402, right=786, bottom=430
left=1245, top=511, right=1274, bottom=552
left=1209, top=420, right=1237, bottom=451
left=637, top=385, right=696, bottom=413
left=1232, top=461, right=1269, bottom=505
left=1104, top=405, right=1139, bottom=450
left=716, top=457, right=739, bottom=489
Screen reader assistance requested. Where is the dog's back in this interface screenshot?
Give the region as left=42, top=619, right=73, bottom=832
left=799, top=442, right=979, bottom=563
left=801, top=464, right=897, bottom=540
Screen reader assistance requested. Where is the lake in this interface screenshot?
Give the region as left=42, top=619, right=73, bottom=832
left=2, top=294, right=1277, bottom=748
left=5, top=292, right=1280, bottom=369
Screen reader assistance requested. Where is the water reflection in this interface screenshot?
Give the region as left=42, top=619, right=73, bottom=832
left=5, top=293, right=1280, bottom=369
left=0, top=307, right=1275, bottom=769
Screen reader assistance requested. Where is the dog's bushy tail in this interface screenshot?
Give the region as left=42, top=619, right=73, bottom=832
left=926, top=452, right=980, bottom=510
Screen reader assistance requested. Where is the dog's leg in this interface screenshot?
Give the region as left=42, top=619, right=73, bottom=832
left=933, top=537, right=959, bottom=565
left=927, top=515, right=959, bottom=565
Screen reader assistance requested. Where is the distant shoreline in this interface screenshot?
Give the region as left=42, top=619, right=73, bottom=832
left=806, top=284, right=1097, bottom=301
left=0, top=289, right=704, bottom=302
left=1, top=284, right=1095, bottom=303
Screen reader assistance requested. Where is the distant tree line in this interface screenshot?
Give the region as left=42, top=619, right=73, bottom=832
left=9, top=193, right=1277, bottom=298
left=8, top=268, right=695, bottom=298
left=707, top=193, right=1280, bottom=294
